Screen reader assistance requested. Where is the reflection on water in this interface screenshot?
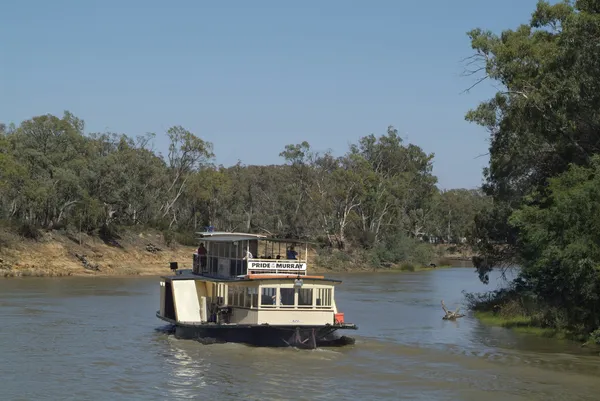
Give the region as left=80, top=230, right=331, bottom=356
left=0, top=269, right=599, bottom=401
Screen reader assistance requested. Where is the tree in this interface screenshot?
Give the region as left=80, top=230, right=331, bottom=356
left=8, top=112, right=87, bottom=227
left=348, top=126, right=437, bottom=244
left=162, top=126, right=214, bottom=228
left=1, top=110, right=490, bottom=274
left=279, top=141, right=318, bottom=237
left=464, top=0, right=600, bottom=278
left=509, top=157, right=600, bottom=333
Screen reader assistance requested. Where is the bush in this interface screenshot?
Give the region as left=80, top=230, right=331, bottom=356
left=18, top=222, right=42, bottom=240
left=399, top=262, right=415, bottom=272
left=314, top=248, right=357, bottom=270
left=174, top=231, right=198, bottom=247
left=366, top=234, right=434, bottom=268
left=463, top=287, right=571, bottom=333
left=98, top=223, right=121, bottom=241
left=446, top=245, right=458, bottom=254
left=587, top=329, right=600, bottom=345
left=162, top=230, right=175, bottom=247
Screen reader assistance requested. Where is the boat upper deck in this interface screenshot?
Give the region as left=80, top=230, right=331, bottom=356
left=187, top=231, right=327, bottom=281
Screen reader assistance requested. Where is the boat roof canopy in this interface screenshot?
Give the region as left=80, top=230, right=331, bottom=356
left=195, top=231, right=315, bottom=244
left=195, top=231, right=267, bottom=242
left=265, top=238, right=318, bottom=245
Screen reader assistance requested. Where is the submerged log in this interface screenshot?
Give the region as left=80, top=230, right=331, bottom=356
left=441, top=300, right=465, bottom=320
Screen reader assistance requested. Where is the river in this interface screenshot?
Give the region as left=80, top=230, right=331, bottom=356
left=1, top=268, right=599, bottom=400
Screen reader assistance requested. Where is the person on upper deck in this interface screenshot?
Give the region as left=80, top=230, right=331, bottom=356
left=197, top=243, right=207, bottom=268
left=286, top=245, right=298, bottom=260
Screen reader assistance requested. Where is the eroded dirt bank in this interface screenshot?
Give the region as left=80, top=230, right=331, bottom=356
left=0, top=229, right=196, bottom=277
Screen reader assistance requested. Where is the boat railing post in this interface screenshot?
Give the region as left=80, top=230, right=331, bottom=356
left=294, top=288, right=298, bottom=309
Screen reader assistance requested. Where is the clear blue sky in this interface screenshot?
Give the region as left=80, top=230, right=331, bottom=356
left=1, top=0, right=544, bottom=189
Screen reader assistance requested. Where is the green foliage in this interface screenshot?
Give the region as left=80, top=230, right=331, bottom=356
left=367, top=234, right=434, bottom=268
left=173, top=231, right=200, bottom=247
left=399, top=262, right=416, bottom=272
left=588, top=329, right=600, bottom=345
left=463, top=1, right=600, bottom=340
left=0, top=111, right=488, bottom=265
left=17, top=222, right=42, bottom=240
left=508, top=157, right=600, bottom=334
left=314, top=248, right=356, bottom=270
left=162, top=230, right=175, bottom=247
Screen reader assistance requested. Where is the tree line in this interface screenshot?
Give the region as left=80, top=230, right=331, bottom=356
left=465, top=0, right=600, bottom=342
left=0, top=113, right=489, bottom=266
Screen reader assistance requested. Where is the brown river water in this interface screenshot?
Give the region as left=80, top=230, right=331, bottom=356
left=1, top=268, right=599, bottom=401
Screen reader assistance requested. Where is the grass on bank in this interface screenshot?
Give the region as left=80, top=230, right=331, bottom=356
left=473, top=310, right=572, bottom=339
left=465, top=289, right=595, bottom=344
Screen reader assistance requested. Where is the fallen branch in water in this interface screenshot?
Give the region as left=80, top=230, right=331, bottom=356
left=441, top=300, right=465, bottom=320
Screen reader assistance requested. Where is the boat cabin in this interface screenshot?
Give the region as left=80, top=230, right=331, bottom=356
left=158, top=232, right=344, bottom=328
left=192, top=232, right=309, bottom=277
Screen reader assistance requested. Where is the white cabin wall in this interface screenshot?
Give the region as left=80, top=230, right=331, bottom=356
left=231, top=308, right=259, bottom=324
left=159, top=280, right=165, bottom=316
left=206, top=282, right=214, bottom=299
left=172, top=280, right=202, bottom=323
left=199, top=296, right=207, bottom=322
left=257, top=310, right=333, bottom=325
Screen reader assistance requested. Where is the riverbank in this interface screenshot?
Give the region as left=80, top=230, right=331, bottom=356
left=468, top=289, right=600, bottom=348
left=474, top=310, right=572, bottom=339
left=0, top=228, right=472, bottom=278
left=0, top=228, right=196, bottom=278
left=473, top=310, right=600, bottom=353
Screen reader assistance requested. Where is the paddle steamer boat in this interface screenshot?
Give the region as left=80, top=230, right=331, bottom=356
left=156, top=230, right=357, bottom=349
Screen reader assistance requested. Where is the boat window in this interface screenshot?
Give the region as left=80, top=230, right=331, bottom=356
left=245, top=287, right=257, bottom=308
left=226, top=286, right=258, bottom=308
left=297, top=288, right=313, bottom=306
left=280, top=288, right=295, bottom=306
left=230, top=259, right=245, bottom=276
left=227, top=285, right=234, bottom=305
left=228, top=286, right=242, bottom=306
left=315, top=288, right=332, bottom=307
left=260, top=287, right=277, bottom=306
left=229, top=242, right=238, bottom=258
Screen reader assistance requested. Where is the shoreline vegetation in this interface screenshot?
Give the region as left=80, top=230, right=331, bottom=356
left=465, top=288, right=600, bottom=348
left=0, top=227, right=472, bottom=278
left=460, top=1, right=600, bottom=347
left=0, top=113, right=485, bottom=280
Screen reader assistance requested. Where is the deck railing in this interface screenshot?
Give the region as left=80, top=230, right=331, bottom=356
left=192, top=254, right=308, bottom=277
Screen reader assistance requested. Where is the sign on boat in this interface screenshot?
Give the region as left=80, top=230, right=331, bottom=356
left=156, top=230, right=358, bottom=349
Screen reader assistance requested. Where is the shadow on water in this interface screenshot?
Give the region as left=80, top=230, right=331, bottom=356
left=1, top=269, right=600, bottom=401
